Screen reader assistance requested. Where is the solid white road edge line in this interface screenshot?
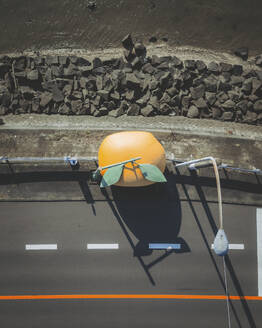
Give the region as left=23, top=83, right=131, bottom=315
left=257, top=208, right=262, bottom=297
left=211, top=244, right=245, bottom=250
left=87, top=244, right=119, bottom=249
left=25, top=244, right=57, bottom=250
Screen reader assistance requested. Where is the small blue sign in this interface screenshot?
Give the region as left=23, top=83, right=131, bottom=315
left=149, top=243, right=181, bottom=250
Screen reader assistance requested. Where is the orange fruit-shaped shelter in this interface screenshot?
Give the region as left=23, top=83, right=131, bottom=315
left=98, top=131, right=166, bottom=187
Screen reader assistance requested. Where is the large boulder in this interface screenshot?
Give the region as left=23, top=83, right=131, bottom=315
left=52, top=85, right=64, bottom=103
left=20, top=86, right=35, bottom=100
left=93, top=57, right=102, bottom=69
left=253, top=79, right=262, bottom=97
left=141, top=104, right=155, bottom=117
left=126, top=73, right=141, bottom=90
left=0, top=106, right=7, bottom=115
left=193, top=98, right=208, bottom=110
left=234, top=47, right=248, bottom=61
left=204, top=76, right=217, bottom=93
left=26, top=69, right=39, bottom=81
left=184, top=60, right=195, bottom=70
left=208, top=62, right=220, bottom=74
left=255, top=55, right=262, bottom=67
left=230, top=76, right=244, bottom=87
left=170, top=95, right=181, bottom=107
left=159, top=72, right=171, bottom=90
left=46, top=55, right=59, bottom=66
left=212, top=107, right=222, bottom=119
left=127, top=103, right=140, bottom=116
left=117, top=100, right=129, bottom=116
left=172, top=56, right=183, bottom=68
left=64, top=64, right=79, bottom=77
left=148, top=96, right=159, bottom=110
left=0, top=63, right=10, bottom=78
left=122, top=34, right=134, bottom=50
left=181, top=96, right=191, bottom=109
left=151, top=55, right=170, bottom=66
left=160, top=92, right=171, bottom=104
left=166, top=87, right=178, bottom=98
left=254, top=100, right=262, bottom=113
left=92, top=95, right=101, bottom=107
left=58, top=56, right=69, bottom=66
left=255, top=70, right=262, bottom=81
left=14, top=56, right=27, bottom=71
left=125, top=90, right=135, bottom=102
left=40, top=92, right=53, bottom=107
left=205, top=92, right=216, bottom=106
left=221, top=99, right=235, bottom=110
left=187, top=105, right=199, bottom=118
left=134, top=42, right=147, bottom=57
left=236, top=100, right=248, bottom=114
left=136, top=91, right=150, bottom=106
left=220, top=62, right=232, bottom=72
left=221, top=72, right=231, bottom=83
left=131, top=56, right=144, bottom=69
left=124, top=49, right=136, bottom=63
left=243, top=111, right=257, bottom=124
left=142, top=63, right=155, bottom=74
left=31, top=99, right=40, bottom=113
left=51, top=65, right=63, bottom=78
left=228, top=90, right=241, bottom=103
left=221, top=111, right=234, bottom=121
left=71, top=100, right=83, bottom=114
left=242, top=78, right=253, bottom=95
left=110, top=91, right=120, bottom=101
left=232, top=65, right=243, bottom=76
left=58, top=103, right=71, bottom=115
left=159, top=103, right=171, bottom=115
left=190, top=84, right=205, bottom=99
left=217, top=92, right=229, bottom=103
left=98, top=90, right=110, bottom=101
left=218, top=81, right=231, bottom=92
left=196, top=60, right=207, bottom=72
left=19, top=98, right=30, bottom=113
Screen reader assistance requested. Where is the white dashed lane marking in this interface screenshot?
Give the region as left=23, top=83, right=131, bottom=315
left=211, top=244, right=245, bottom=250
left=25, top=244, right=58, bottom=250
left=87, top=244, right=119, bottom=250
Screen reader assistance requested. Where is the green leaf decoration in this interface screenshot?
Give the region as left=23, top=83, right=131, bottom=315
left=139, top=164, right=167, bottom=183
left=100, top=164, right=124, bottom=188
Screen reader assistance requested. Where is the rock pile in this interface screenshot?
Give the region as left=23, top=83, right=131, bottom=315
left=0, top=35, right=262, bottom=125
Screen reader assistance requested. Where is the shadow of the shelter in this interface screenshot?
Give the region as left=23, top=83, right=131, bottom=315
left=111, top=182, right=189, bottom=257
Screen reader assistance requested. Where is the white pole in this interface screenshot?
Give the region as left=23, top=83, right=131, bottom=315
left=175, top=156, right=228, bottom=256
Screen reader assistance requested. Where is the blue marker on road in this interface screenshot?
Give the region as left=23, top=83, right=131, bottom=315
left=149, top=243, right=181, bottom=250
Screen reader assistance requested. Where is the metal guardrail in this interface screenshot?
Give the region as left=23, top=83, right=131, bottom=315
left=0, top=156, right=97, bottom=166
left=218, top=164, right=262, bottom=175
left=0, top=155, right=261, bottom=175
left=167, top=157, right=262, bottom=175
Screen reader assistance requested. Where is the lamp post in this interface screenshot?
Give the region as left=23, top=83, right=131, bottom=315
left=175, top=156, right=229, bottom=256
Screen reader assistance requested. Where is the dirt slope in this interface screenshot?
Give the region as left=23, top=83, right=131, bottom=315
left=1, top=0, right=262, bottom=55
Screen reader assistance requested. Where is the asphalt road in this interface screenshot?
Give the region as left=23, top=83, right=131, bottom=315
left=0, top=196, right=261, bottom=327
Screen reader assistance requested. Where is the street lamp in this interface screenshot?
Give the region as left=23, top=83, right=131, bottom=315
left=175, top=156, right=229, bottom=256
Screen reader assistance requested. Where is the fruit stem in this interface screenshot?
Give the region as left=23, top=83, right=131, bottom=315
left=97, top=157, right=142, bottom=172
